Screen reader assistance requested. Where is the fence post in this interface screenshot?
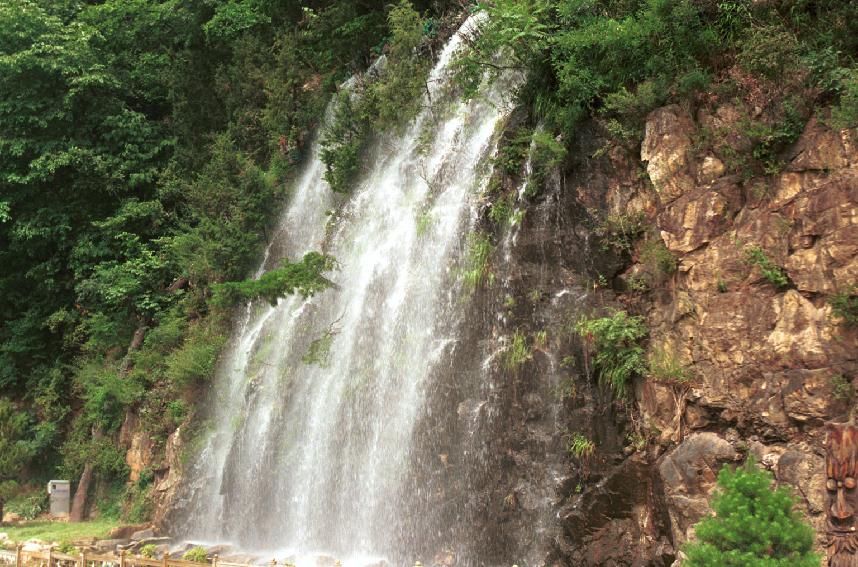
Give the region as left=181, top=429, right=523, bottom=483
left=47, top=547, right=53, bottom=567
left=79, top=550, right=86, bottom=567
left=15, top=544, right=22, bottom=567
left=161, top=552, right=169, bottom=567
left=211, top=555, right=218, bottom=567
left=119, top=550, right=126, bottom=567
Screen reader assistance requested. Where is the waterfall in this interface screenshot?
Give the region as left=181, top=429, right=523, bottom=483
left=178, top=16, right=523, bottom=565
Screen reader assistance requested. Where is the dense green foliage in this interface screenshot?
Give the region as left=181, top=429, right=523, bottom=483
left=0, top=399, right=35, bottom=521
left=319, top=0, right=433, bottom=193
left=575, top=310, right=648, bottom=397
left=684, top=458, right=819, bottom=567
left=0, top=0, right=449, bottom=519
left=457, top=0, right=857, bottom=171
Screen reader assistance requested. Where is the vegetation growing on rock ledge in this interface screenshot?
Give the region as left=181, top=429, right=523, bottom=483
left=829, top=284, right=858, bottom=327
left=212, top=252, right=337, bottom=307
left=575, top=310, right=648, bottom=397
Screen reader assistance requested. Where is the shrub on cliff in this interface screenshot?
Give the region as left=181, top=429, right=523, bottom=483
left=683, top=458, right=819, bottom=567
left=829, top=284, right=858, bottom=326
left=575, top=310, right=647, bottom=397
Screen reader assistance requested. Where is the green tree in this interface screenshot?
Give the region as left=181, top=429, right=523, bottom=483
left=0, top=399, right=34, bottom=524
left=684, top=459, right=820, bottom=567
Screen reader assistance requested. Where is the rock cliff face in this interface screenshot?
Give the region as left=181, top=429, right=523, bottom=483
left=470, top=105, right=858, bottom=565
left=141, top=103, right=855, bottom=565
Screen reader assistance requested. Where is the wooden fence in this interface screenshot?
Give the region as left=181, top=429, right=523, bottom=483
left=0, top=548, right=431, bottom=567
left=0, top=547, right=324, bottom=567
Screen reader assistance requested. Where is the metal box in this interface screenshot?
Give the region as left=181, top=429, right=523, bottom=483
left=47, top=480, right=70, bottom=517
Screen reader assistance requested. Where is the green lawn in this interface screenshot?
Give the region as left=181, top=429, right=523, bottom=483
left=0, top=519, right=118, bottom=544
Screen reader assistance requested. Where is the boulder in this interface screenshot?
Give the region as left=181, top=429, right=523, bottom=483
left=94, top=539, right=130, bottom=553
left=125, top=537, right=171, bottom=554
left=22, top=541, right=49, bottom=553
left=563, top=455, right=675, bottom=566
left=657, top=180, right=741, bottom=253
left=658, top=433, right=738, bottom=546
left=108, top=525, right=150, bottom=540
left=130, top=528, right=155, bottom=541
left=642, top=105, right=697, bottom=203
left=787, top=115, right=852, bottom=172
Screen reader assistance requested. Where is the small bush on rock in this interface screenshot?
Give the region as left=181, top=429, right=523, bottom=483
left=140, top=544, right=157, bottom=558
left=566, top=432, right=595, bottom=460
left=683, top=458, right=819, bottom=567
left=640, top=239, right=677, bottom=278
left=829, top=284, right=858, bottom=326
left=743, top=246, right=791, bottom=289
left=182, top=547, right=209, bottom=563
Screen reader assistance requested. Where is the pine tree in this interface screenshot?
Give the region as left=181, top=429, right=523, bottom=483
left=683, top=458, right=820, bottom=567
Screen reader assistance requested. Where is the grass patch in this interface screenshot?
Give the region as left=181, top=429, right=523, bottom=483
left=462, top=232, right=494, bottom=292
left=566, top=432, right=596, bottom=460
left=501, top=329, right=531, bottom=371
left=1, top=519, right=118, bottom=544
left=648, top=346, right=693, bottom=384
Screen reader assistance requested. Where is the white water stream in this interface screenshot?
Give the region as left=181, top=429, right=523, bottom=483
left=180, top=16, right=522, bottom=565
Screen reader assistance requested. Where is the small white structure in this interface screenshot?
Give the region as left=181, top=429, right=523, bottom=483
left=47, top=480, right=70, bottom=517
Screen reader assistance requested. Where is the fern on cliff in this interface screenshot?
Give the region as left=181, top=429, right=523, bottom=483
left=575, top=310, right=647, bottom=397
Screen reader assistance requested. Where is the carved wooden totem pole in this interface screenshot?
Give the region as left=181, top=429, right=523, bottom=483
left=827, top=424, right=858, bottom=567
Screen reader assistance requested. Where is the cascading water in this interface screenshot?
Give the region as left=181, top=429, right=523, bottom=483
left=178, top=16, right=523, bottom=565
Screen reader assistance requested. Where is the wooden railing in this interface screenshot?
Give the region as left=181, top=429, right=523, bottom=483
left=0, top=548, right=435, bottom=567
left=0, top=547, right=276, bottom=567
